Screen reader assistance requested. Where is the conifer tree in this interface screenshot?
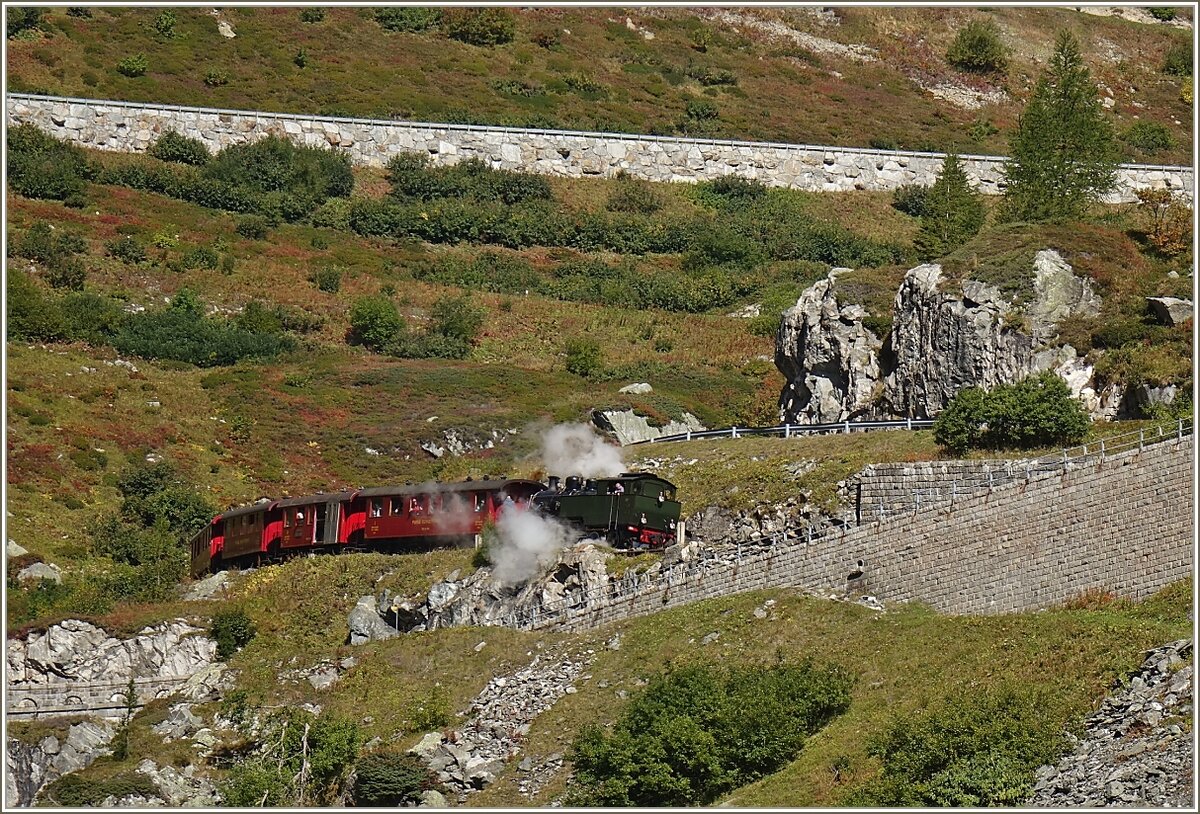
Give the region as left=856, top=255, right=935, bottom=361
left=1001, top=31, right=1118, bottom=222
left=915, top=152, right=986, bottom=261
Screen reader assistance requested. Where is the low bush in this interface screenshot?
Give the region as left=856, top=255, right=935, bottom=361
left=182, top=245, right=220, bottom=270
left=203, top=68, right=229, bottom=87
left=851, top=685, right=1067, bottom=807
left=429, top=293, right=485, bottom=346
left=353, top=752, right=436, bottom=807
left=374, top=7, right=441, bottom=33
left=211, top=608, right=256, bottom=659
left=43, top=773, right=159, bottom=807
left=349, top=295, right=406, bottom=351
left=6, top=124, right=93, bottom=205
left=6, top=7, right=43, bottom=39
left=1162, top=40, right=1192, bottom=76
left=116, top=53, right=148, bottom=77
left=6, top=269, right=69, bottom=342
left=1123, top=121, right=1175, bottom=155
left=46, top=256, right=86, bottom=290
left=236, top=215, right=270, bottom=240
left=149, top=131, right=210, bottom=165
left=300, top=7, right=325, bottom=23
left=567, top=659, right=853, bottom=806
left=310, top=265, right=343, bottom=293
left=113, top=289, right=294, bottom=367
left=606, top=172, right=663, bottom=214
left=946, top=19, right=1009, bottom=73
left=696, top=175, right=767, bottom=208
left=386, top=154, right=551, bottom=205
left=205, top=134, right=353, bottom=201
left=565, top=337, right=602, bottom=377
left=442, top=8, right=515, bottom=46
left=1149, top=7, right=1177, bottom=20
left=153, top=9, right=177, bottom=39
left=106, top=234, right=147, bottom=264
left=933, top=371, right=1090, bottom=453
left=891, top=184, right=930, bottom=217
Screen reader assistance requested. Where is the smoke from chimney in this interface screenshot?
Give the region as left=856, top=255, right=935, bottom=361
left=541, top=423, right=623, bottom=479
left=487, top=503, right=580, bottom=586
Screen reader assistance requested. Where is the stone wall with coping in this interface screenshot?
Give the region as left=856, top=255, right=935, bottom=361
left=6, top=94, right=1193, bottom=203
left=539, top=436, right=1193, bottom=630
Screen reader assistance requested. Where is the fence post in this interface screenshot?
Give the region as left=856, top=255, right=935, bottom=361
left=1063, top=449, right=1069, bottom=473
left=843, top=420, right=850, bottom=434
left=1139, top=429, right=1144, bottom=451
left=732, top=426, right=738, bottom=439
left=1178, top=418, right=1184, bottom=440
left=906, top=416, right=912, bottom=431
left=686, top=429, right=691, bottom=441
left=1099, top=439, right=1105, bottom=459
left=785, top=424, right=791, bottom=439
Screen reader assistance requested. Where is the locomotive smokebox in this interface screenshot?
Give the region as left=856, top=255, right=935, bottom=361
left=564, top=476, right=583, bottom=493
left=583, top=478, right=597, bottom=493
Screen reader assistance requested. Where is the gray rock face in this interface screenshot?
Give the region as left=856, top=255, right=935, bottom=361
left=1029, top=640, right=1194, bottom=808
left=135, top=758, right=220, bottom=807
left=182, top=571, right=230, bottom=601
left=16, top=562, right=61, bottom=584
left=152, top=704, right=202, bottom=742
left=7, top=619, right=217, bottom=689
left=592, top=409, right=706, bottom=445
left=776, top=269, right=883, bottom=424
left=1146, top=296, right=1193, bottom=327
left=6, top=720, right=116, bottom=807
left=885, top=264, right=1036, bottom=418
left=618, top=382, right=653, bottom=394
left=346, top=595, right=400, bottom=645
left=8, top=539, right=29, bottom=557
left=776, top=252, right=1115, bottom=422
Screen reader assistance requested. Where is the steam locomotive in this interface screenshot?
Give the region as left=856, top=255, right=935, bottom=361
left=188, top=472, right=681, bottom=577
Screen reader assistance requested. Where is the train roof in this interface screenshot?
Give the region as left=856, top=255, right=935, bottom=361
left=354, top=478, right=543, bottom=498
left=611, top=472, right=677, bottom=489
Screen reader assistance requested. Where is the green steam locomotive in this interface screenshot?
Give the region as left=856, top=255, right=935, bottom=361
left=532, top=472, right=682, bottom=549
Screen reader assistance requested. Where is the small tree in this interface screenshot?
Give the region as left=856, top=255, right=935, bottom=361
left=430, top=293, right=485, bottom=345
left=946, top=19, right=1009, bottom=74
left=565, top=337, right=602, bottom=378
left=1000, top=31, right=1118, bottom=222
left=352, top=752, right=435, bottom=806
left=914, top=153, right=985, bottom=261
left=349, top=295, right=406, bottom=351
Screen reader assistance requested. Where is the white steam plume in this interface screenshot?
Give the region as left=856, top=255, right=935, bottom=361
left=488, top=504, right=580, bottom=586
left=541, top=423, right=624, bottom=478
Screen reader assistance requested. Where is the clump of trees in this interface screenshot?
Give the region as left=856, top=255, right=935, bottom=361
left=348, top=292, right=485, bottom=360
left=933, top=371, right=1090, bottom=454
left=914, top=153, right=985, bottom=261
left=1001, top=31, right=1118, bottom=222
left=566, top=658, right=853, bottom=806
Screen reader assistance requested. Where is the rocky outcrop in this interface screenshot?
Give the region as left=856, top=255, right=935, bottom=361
left=346, top=596, right=400, bottom=645
left=5, top=720, right=116, bottom=807
left=410, top=650, right=589, bottom=802
left=421, top=427, right=518, bottom=458
left=388, top=545, right=615, bottom=632
left=133, top=759, right=220, bottom=807
left=1029, top=640, right=1193, bottom=808
left=777, top=251, right=1115, bottom=422
left=592, top=409, right=706, bottom=445
left=7, top=619, right=217, bottom=691
left=16, top=562, right=61, bottom=584
left=776, top=268, right=883, bottom=424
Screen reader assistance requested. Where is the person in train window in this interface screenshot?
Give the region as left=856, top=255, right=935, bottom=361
left=370, top=500, right=382, bottom=518
left=474, top=494, right=486, bottom=512
left=410, top=497, right=420, bottom=514
left=611, top=482, right=625, bottom=495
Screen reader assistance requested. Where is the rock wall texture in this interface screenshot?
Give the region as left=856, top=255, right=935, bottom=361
left=5, top=94, right=1192, bottom=203
left=536, top=434, right=1192, bottom=629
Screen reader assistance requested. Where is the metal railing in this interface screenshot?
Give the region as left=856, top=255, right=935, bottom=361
left=489, top=419, right=1193, bottom=631
left=630, top=418, right=935, bottom=445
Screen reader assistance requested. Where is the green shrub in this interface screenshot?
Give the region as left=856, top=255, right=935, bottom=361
left=293, top=48, right=308, bottom=69
left=211, top=608, right=256, bottom=659
left=563, top=72, right=604, bottom=94
left=430, top=293, right=485, bottom=345
left=106, top=235, right=147, bottom=264
left=221, top=711, right=360, bottom=806
left=933, top=371, right=1090, bottom=453
left=6, top=269, right=68, bottom=342
left=236, top=215, right=270, bottom=240
left=852, top=685, right=1067, bottom=807
left=152, top=9, right=177, bottom=39
left=43, top=773, right=159, bottom=807
left=353, top=752, right=436, bottom=807
left=67, top=7, right=92, bottom=19
left=310, top=265, right=343, bottom=293
left=1122, top=121, right=1175, bottom=155
left=565, top=337, right=603, bottom=377
left=117, top=53, right=148, bottom=77
left=443, top=8, right=515, bottom=46
left=115, top=458, right=216, bottom=537
left=46, top=256, right=86, bottom=290
left=149, top=131, right=210, bottom=165
left=374, top=7, right=441, bottom=33
left=6, top=124, right=93, bottom=204
left=60, top=291, right=126, bottom=343
left=300, top=7, right=325, bottom=23
left=891, top=184, right=930, bottom=217
left=204, top=134, right=353, bottom=202
left=14, top=220, right=87, bottom=266
left=6, top=7, right=43, bottom=39
left=1149, top=7, right=1177, bottom=21
left=182, top=245, right=220, bottom=270
left=203, top=68, right=229, bottom=87
left=697, top=175, right=766, bottom=208
left=114, top=290, right=294, bottom=367
left=567, top=660, right=853, bottom=806
left=606, top=173, right=663, bottom=214
left=946, top=19, right=1009, bottom=73
left=685, top=98, right=720, bottom=120
left=349, top=295, right=406, bottom=351
left=386, top=154, right=551, bottom=205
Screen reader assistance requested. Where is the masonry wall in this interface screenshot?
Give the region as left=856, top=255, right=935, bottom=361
left=545, top=437, right=1193, bottom=630
left=6, top=94, right=1193, bottom=204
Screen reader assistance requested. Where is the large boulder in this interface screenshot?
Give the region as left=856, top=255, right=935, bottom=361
left=592, top=409, right=705, bottom=445
left=347, top=595, right=400, bottom=645
left=776, top=268, right=883, bottom=424
left=1146, top=296, right=1193, bottom=327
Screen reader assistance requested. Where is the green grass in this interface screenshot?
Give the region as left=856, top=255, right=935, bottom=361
left=6, top=6, right=1192, bottom=163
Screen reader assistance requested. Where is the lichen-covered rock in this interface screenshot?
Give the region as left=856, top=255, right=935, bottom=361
left=1146, top=296, right=1193, bottom=327
left=776, top=269, right=883, bottom=424
left=591, top=409, right=705, bottom=445
left=346, top=595, right=400, bottom=645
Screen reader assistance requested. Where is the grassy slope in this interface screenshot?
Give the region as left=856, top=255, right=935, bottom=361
left=35, top=548, right=1191, bottom=807
left=6, top=6, right=1192, bottom=164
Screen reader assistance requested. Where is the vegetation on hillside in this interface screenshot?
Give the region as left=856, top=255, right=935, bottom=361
left=5, top=6, right=1192, bottom=163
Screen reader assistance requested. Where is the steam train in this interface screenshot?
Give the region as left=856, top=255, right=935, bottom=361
left=188, top=472, right=681, bottom=577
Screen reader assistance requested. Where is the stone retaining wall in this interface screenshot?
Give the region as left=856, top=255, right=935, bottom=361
left=542, top=436, right=1193, bottom=630
left=6, top=94, right=1193, bottom=203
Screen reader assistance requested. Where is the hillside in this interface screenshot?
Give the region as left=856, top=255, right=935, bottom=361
left=4, top=5, right=1195, bottom=811
left=6, top=5, right=1194, bottom=164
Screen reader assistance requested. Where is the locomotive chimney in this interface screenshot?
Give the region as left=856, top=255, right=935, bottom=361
left=547, top=475, right=561, bottom=491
